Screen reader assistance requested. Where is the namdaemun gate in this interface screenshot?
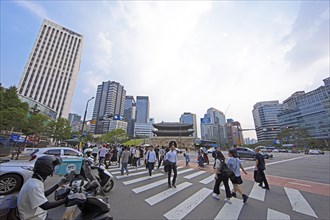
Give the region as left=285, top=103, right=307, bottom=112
left=148, top=122, right=195, bottom=148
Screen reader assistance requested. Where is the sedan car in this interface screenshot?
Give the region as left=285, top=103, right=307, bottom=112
left=235, top=147, right=256, bottom=160
left=0, top=160, right=34, bottom=195
left=30, top=147, right=83, bottom=161
left=308, top=149, right=320, bottom=155
left=262, top=152, right=273, bottom=159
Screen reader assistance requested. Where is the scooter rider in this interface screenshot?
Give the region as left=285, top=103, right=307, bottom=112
left=17, top=155, right=69, bottom=220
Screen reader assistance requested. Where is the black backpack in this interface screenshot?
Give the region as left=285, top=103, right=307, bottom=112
left=219, top=159, right=235, bottom=180
left=212, top=150, right=217, bottom=158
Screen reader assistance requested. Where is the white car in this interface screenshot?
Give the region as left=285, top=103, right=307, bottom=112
left=30, top=147, right=83, bottom=161
left=0, top=160, right=34, bottom=195
left=308, top=149, right=320, bottom=155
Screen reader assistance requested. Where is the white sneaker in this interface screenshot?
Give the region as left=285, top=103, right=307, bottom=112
left=212, top=193, right=220, bottom=200
left=224, top=198, right=232, bottom=204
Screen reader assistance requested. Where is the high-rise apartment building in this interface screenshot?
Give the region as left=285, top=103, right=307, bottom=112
left=180, top=112, right=197, bottom=138
left=136, top=96, right=149, bottom=123
left=200, top=108, right=227, bottom=145
left=91, top=81, right=126, bottom=134
left=124, top=96, right=136, bottom=137
left=18, top=19, right=83, bottom=119
left=252, top=101, right=283, bottom=142
left=278, top=77, right=330, bottom=142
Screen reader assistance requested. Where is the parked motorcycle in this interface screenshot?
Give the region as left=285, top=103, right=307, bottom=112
left=78, top=159, right=114, bottom=193
left=55, top=174, right=113, bottom=220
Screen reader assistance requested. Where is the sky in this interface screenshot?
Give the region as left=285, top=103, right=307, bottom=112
left=1, top=1, right=329, bottom=139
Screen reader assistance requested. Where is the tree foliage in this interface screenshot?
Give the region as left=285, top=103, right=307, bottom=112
left=46, top=117, right=72, bottom=142
left=100, top=129, right=127, bottom=144
left=0, top=85, right=29, bottom=131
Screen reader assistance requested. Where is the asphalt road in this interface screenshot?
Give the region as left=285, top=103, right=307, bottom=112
left=20, top=152, right=330, bottom=219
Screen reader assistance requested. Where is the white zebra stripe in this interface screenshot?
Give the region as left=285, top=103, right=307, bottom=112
left=122, top=173, right=164, bottom=185
left=284, top=187, right=317, bottom=218
left=146, top=182, right=193, bottom=206
left=249, top=182, right=266, bottom=201
left=133, top=179, right=168, bottom=194
left=111, top=167, right=146, bottom=175
left=184, top=170, right=206, bottom=179
left=267, top=208, right=290, bottom=220
left=214, top=197, right=243, bottom=220
left=163, top=188, right=212, bottom=220
left=116, top=170, right=149, bottom=179
left=199, top=175, right=215, bottom=184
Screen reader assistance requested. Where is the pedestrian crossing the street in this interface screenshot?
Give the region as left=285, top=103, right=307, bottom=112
left=107, top=164, right=322, bottom=220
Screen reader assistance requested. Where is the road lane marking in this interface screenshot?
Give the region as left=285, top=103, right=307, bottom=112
left=249, top=182, right=266, bottom=201
left=244, top=156, right=311, bottom=171
left=287, top=182, right=311, bottom=187
left=184, top=170, right=206, bottom=179
left=122, top=173, right=164, bottom=185
left=163, top=187, right=212, bottom=220
left=176, top=168, right=195, bottom=175
left=284, top=187, right=317, bottom=218
left=111, top=167, right=145, bottom=174
left=133, top=179, right=168, bottom=193
left=214, top=197, right=243, bottom=220
left=146, top=182, right=193, bottom=206
left=267, top=208, right=290, bottom=220
left=199, top=175, right=215, bottom=184
left=116, top=170, right=148, bottom=179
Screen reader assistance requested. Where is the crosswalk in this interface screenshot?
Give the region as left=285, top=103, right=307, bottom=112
left=107, top=164, right=320, bottom=220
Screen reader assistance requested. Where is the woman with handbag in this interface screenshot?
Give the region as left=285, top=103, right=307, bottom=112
left=212, top=150, right=232, bottom=204
left=227, top=149, right=249, bottom=203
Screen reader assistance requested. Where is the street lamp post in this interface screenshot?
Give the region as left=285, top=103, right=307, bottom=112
left=80, top=97, right=94, bottom=148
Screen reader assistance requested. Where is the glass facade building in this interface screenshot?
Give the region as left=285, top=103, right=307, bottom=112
left=91, top=81, right=126, bottom=134
left=252, top=101, right=283, bottom=143
left=278, top=77, right=330, bottom=141
left=136, top=96, right=149, bottom=123
left=200, top=108, right=227, bottom=145
left=124, top=96, right=136, bottom=137
left=180, top=112, right=197, bottom=138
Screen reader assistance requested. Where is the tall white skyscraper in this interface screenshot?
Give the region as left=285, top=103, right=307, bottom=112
left=18, top=19, right=83, bottom=119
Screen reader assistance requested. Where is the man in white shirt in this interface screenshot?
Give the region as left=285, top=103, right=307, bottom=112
left=165, top=144, right=178, bottom=188
left=146, top=146, right=157, bottom=176
left=18, top=156, right=68, bottom=220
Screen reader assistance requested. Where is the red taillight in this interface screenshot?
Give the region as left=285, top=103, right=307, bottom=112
left=29, top=155, right=36, bottom=161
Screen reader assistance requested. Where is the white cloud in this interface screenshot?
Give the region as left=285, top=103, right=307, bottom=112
left=15, top=0, right=48, bottom=19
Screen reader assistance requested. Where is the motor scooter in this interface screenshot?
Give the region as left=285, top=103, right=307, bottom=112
left=55, top=176, right=113, bottom=220
left=78, top=159, right=114, bottom=193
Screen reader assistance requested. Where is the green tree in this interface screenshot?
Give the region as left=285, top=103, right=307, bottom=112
left=0, top=85, right=29, bottom=132
left=277, top=128, right=292, bottom=145
left=46, top=117, right=72, bottom=142
left=100, top=129, right=127, bottom=144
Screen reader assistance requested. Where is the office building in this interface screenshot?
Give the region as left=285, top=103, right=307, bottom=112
left=91, top=81, right=126, bottom=134
left=278, top=77, right=330, bottom=142
left=134, top=118, right=155, bottom=138
left=136, top=96, right=149, bottom=123
left=200, top=107, right=227, bottom=145
left=68, top=113, right=82, bottom=132
left=124, top=96, right=136, bottom=137
left=226, top=119, right=244, bottom=146
left=18, top=19, right=83, bottom=119
left=180, top=112, right=197, bottom=138
left=109, top=120, right=128, bottom=133
left=252, top=101, right=283, bottom=143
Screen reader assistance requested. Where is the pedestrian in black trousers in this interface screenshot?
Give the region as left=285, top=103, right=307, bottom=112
left=255, top=148, right=270, bottom=190
left=165, top=144, right=178, bottom=188
left=212, top=149, right=232, bottom=204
